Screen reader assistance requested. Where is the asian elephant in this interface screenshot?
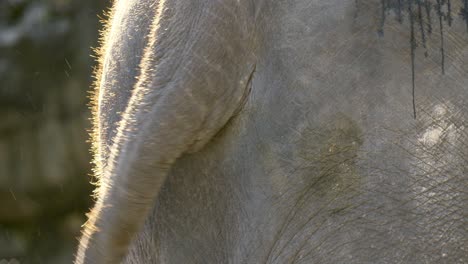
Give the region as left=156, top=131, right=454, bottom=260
left=76, top=0, right=468, bottom=263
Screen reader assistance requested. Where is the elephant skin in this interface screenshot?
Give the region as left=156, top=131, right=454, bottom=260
left=76, top=1, right=468, bottom=263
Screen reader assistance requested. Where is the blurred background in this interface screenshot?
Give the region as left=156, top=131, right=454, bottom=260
left=0, top=0, right=110, bottom=263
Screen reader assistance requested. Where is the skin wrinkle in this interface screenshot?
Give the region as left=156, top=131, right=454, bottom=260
left=286, top=187, right=364, bottom=263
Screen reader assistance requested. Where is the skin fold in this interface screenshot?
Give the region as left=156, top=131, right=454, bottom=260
left=76, top=1, right=468, bottom=263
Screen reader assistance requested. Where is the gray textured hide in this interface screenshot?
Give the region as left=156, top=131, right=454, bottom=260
left=77, top=1, right=468, bottom=263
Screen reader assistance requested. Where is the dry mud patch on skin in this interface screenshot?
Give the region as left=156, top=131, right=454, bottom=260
left=261, top=114, right=370, bottom=263
left=265, top=113, right=365, bottom=204
left=291, top=114, right=364, bottom=199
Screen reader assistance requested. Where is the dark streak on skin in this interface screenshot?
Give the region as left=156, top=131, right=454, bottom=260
left=447, top=0, right=453, bottom=26
left=379, top=0, right=387, bottom=36
left=409, top=1, right=418, bottom=119
left=463, top=0, right=468, bottom=31
left=425, top=0, right=433, bottom=34
left=398, top=0, right=404, bottom=22
left=417, top=1, right=429, bottom=57
left=379, top=0, right=468, bottom=118
left=436, top=0, right=446, bottom=74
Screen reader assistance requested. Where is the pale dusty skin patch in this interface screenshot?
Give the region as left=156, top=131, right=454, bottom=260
left=418, top=104, right=463, bottom=147
left=412, top=102, right=465, bottom=231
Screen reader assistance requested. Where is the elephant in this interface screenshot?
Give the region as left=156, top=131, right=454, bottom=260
left=76, top=0, right=468, bottom=263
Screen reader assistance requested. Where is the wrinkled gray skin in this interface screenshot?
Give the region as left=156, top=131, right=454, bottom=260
left=76, top=0, right=468, bottom=263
